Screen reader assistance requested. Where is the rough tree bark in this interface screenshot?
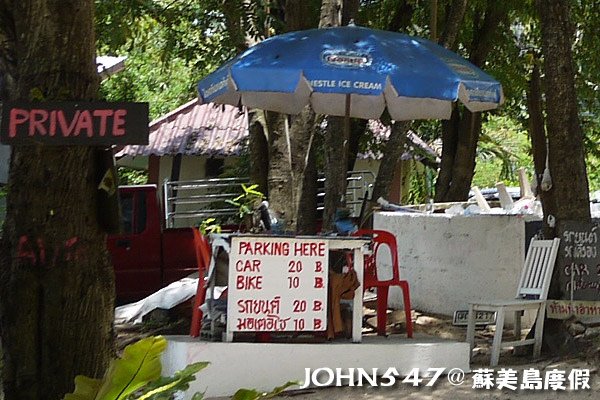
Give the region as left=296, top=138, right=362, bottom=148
left=526, top=60, right=554, bottom=237
left=369, top=121, right=411, bottom=207
left=358, top=1, right=416, bottom=225
left=0, top=1, right=114, bottom=399
left=320, top=0, right=360, bottom=232
left=319, top=0, right=344, bottom=232
left=248, top=115, right=269, bottom=196
left=438, top=0, right=467, bottom=50
left=319, top=0, right=342, bottom=28
left=537, top=0, right=590, bottom=224
left=536, top=0, right=590, bottom=354
left=265, top=0, right=319, bottom=233
left=368, top=0, right=467, bottom=209
left=434, top=0, right=506, bottom=202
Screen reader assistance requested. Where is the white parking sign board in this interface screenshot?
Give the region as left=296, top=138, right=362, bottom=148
left=227, top=236, right=329, bottom=333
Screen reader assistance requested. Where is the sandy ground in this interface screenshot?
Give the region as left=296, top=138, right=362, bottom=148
left=272, top=312, right=600, bottom=400
left=120, top=303, right=600, bottom=399
left=276, top=358, right=598, bottom=400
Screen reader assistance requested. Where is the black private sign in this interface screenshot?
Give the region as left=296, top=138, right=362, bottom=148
left=1, top=101, right=149, bottom=145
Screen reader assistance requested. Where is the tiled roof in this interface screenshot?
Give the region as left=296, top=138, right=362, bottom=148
left=116, top=99, right=248, bottom=157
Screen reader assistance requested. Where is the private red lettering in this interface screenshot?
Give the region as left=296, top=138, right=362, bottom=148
left=49, top=110, right=57, bottom=136
left=29, top=109, right=48, bottom=136
left=6, top=107, right=133, bottom=139
left=8, top=108, right=29, bottom=137
left=113, top=109, right=127, bottom=136
left=74, top=110, right=94, bottom=137
left=58, top=110, right=80, bottom=136
left=16, top=235, right=36, bottom=264
left=93, top=109, right=114, bottom=136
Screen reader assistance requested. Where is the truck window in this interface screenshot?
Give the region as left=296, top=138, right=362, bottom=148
left=121, top=194, right=134, bottom=234
left=135, top=192, right=147, bottom=234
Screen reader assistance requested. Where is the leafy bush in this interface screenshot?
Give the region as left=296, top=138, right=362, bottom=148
left=64, top=336, right=297, bottom=400
left=63, top=336, right=206, bottom=400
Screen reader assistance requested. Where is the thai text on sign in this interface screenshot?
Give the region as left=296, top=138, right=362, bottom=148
left=0, top=101, right=149, bottom=145
left=227, top=236, right=329, bottom=332
left=557, top=222, right=600, bottom=301
left=547, top=300, right=600, bottom=320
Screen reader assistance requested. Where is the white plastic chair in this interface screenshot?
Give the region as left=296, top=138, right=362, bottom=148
left=466, top=238, right=560, bottom=366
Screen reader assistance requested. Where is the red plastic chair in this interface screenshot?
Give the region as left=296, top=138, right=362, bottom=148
left=349, top=229, right=413, bottom=338
left=189, top=229, right=212, bottom=337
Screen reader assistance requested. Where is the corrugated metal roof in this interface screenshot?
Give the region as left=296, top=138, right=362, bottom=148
left=116, top=99, right=248, bottom=157
left=116, top=99, right=437, bottom=163
left=361, top=121, right=440, bottom=163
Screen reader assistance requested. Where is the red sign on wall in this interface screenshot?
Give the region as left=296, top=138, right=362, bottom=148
left=0, top=101, right=149, bottom=145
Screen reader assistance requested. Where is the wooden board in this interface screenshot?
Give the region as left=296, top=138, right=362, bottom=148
left=556, top=221, right=600, bottom=301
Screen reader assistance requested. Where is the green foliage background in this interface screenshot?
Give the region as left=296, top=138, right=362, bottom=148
left=95, top=0, right=600, bottom=199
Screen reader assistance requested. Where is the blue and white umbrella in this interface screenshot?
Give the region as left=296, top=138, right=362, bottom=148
left=198, top=25, right=503, bottom=121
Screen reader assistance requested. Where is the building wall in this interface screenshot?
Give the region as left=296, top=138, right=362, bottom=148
left=373, top=212, right=538, bottom=325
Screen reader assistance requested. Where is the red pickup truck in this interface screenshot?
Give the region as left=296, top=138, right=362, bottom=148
left=108, top=174, right=373, bottom=302
left=107, top=185, right=203, bottom=303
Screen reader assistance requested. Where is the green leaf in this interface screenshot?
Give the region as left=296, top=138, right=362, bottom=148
left=232, top=388, right=261, bottom=400
left=135, top=362, right=209, bottom=400
left=95, top=336, right=167, bottom=400
left=261, top=381, right=298, bottom=399
left=63, top=376, right=103, bottom=400
left=231, top=381, right=298, bottom=400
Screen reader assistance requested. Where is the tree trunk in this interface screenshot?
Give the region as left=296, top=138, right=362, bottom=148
left=0, top=1, right=114, bottom=399
left=536, top=0, right=590, bottom=355
left=319, top=0, right=342, bottom=27
left=294, top=112, right=319, bottom=235
left=370, top=121, right=410, bottom=203
left=265, top=1, right=319, bottom=233
left=266, top=108, right=318, bottom=232
left=347, top=118, right=367, bottom=172
left=443, top=110, right=482, bottom=201
left=526, top=61, right=554, bottom=237
left=434, top=0, right=506, bottom=202
left=438, top=0, right=467, bottom=49
left=360, top=120, right=410, bottom=226
left=434, top=111, right=459, bottom=201
left=319, top=0, right=342, bottom=232
left=248, top=115, right=269, bottom=196
left=266, top=113, right=296, bottom=229
left=537, top=0, right=590, bottom=224
left=388, top=0, right=415, bottom=32
left=322, top=112, right=349, bottom=231
left=320, top=0, right=360, bottom=232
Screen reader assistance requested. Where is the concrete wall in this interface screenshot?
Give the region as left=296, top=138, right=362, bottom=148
left=374, top=212, right=536, bottom=322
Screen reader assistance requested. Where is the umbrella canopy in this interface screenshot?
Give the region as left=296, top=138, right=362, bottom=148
left=197, top=25, right=503, bottom=121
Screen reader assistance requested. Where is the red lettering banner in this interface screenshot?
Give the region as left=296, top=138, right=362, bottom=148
left=0, top=101, right=149, bottom=145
